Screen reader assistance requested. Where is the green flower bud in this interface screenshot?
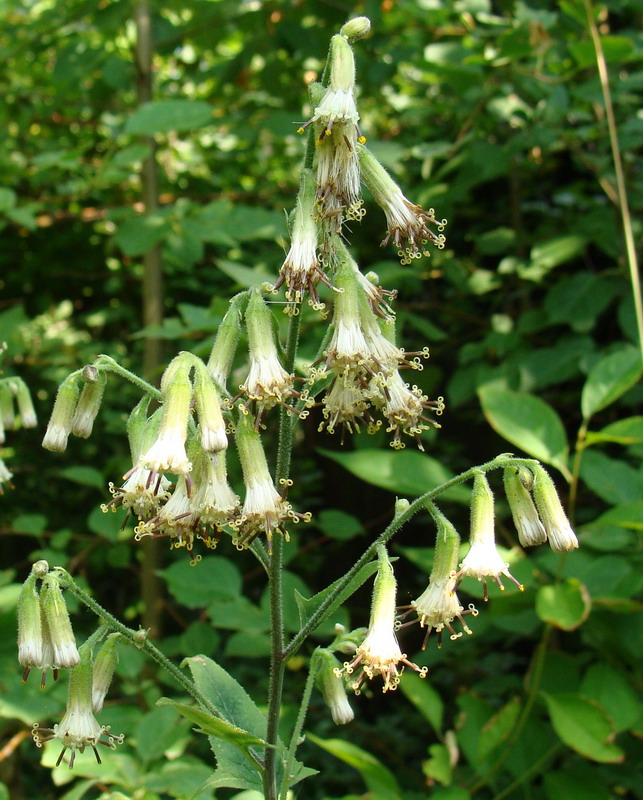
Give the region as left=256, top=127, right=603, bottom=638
left=92, top=634, right=119, bottom=713
left=532, top=466, right=579, bottom=552
left=18, top=573, right=43, bottom=671
left=194, top=361, right=227, bottom=453
left=40, top=574, right=79, bottom=669
left=207, top=298, right=243, bottom=391
left=42, top=375, right=80, bottom=452
left=503, top=468, right=546, bottom=547
left=71, top=369, right=106, bottom=438
left=12, top=378, right=38, bottom=428
left=340, top=16, right=371, bottom=43
left=316, top=649, right=354, bottom=725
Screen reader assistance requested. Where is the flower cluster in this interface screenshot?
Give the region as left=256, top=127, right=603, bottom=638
left=18, top=562, right=79, bottom=689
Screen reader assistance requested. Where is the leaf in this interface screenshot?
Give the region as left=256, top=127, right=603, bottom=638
left=544, top=274, right=617, bottom=331
left=580, top=663, right=641, bottom=733
left=399, top=671, right=444, bottom=736
left=535, top=579, right=591, bottom=630
left=294, top=559, right=379, bottom=633
left=58, top=465, right=105, bottom=490
left=160, top=556, right=242, bottom=608
left=125, top=99, right=213, bottom=134
left=216, top=259, right=276, bottom=288
left=318, top=448, right=470, bottom=503
left=579, top=450, right=643, bottom=505
left=308, top=734, right=403, bottom=800
left=11, top=513, right=47, bottom=535
left=114, top=213, right=170, bottom=257
left=478, top=386, right=569, bottom=476
left=542, top=692, right=624, bottom=763
left=156, top=699, right=268, bottom=754
left=586, top=416, right=643, bottom=446
left=422, top=743, right=452, bottom=786
left=183, top=655, right=266, bottom=792
left=581, top=348, right=642, bottom=420
left=478, top=697, right=521, bottom=760
left=525, top=235, right=586, bottom=277
left=317, top=509, right=364, bottom=540
left=594, top=502, right=643, bottom=531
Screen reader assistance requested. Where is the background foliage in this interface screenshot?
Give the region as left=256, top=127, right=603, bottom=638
left=1, top=1, right=641, bottom=799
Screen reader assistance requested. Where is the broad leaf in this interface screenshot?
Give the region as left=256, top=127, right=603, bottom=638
left=126, top=99, right=212, bottom=134
left=319, top=448, right=470, bottom=503
left=581, top=348, right=642, bottom=420
left=308, top=734, right=403, bottom=800
left=586, top=416, right=643, bottom=446
left=478, top=386, right=569, bottom=476
left=542, top=693, right=624, bottom=763
left=399, top=671, right=444, bottom=736
left=536, top=579, right=591, bottom=630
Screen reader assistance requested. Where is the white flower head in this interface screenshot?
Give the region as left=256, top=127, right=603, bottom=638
left=18, top=572, right=43, bottom=673
left=342, top=547, right=426, bottom=694
left=42, top=376, right=80, bottom=452
left=532, top=466, right=579, bottom=552
left=12, top=378, right=38, bottom=428
left=70, top=369, right=106, bottom=439
left=232, top=414, right=310, bottom=549
left=319, top=375, right=374, bottom=439
left=191, top=451, right=240, bottom=548
left=318, top=650, right=355, bottom=725
left=193, top=362, right=228, bottom=453
left=456, top=473, right=523, bottom=599
left=136, top=475, right=199, bottom=562
left=0, top=457, right=13, bottom=492
left=103, top=466, right=172, bottom=521
left=40, top=574, right=80, bottom=671
left=33, top=645, right=123, bottom=769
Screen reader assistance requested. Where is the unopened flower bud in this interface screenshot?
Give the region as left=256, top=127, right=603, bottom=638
left=32, top=560, right=50, bottom=578
left=316, top=649, right=354, bottom=725
left=0, top=384, right=15, bottom=430
left=0, top=457, right=13, bottom=492
left=12, top=378, right=38, bottom=428
left=40, top=574, right=79, bottom=669
left=340, top=16, right=371, bottom=42
left=18, top=573, right=43, bottom=671
left=531, top=466, right=579, bottom=552
left=395, top=498, right=411, bottom=516
left=42, top=376, right=80, bottom=452
left=207, top=299, right=243, bottom=391
left=194, top=362, right=227, bottom=452
left=503, top=468, right=546, bottom=547
left=92, top=634, right=119, bottom=713
left=71, top=371, right=106, bottom=438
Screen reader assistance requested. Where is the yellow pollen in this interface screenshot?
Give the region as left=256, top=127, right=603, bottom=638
left=358, top=135, right=367, bottom=143
left=296, top=127, right=305, bottom=134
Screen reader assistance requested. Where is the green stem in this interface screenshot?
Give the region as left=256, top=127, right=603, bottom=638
left=264, top=309, right=302, bottom=800
left=285, top=454, right=537, bottom=656
left=94, top=355, right=162, bottom=401
left=583, top=0, right=643, bottom=362
left=568, top=420, right=588, bottom=525
left=54, top=567, right=222, bottom=721
left=278, top=653, right=321, bottom=800
left=469, top=625, right=552, bottom=794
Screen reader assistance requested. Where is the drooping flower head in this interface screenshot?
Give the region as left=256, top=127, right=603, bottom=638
left=275, top=169, right=332, bottom=314
left=40, top=572, right=80, bottom=672
left=190, top=447, right=240, bottom=549
left=0, top=457, right=13, bottom=493
left=207, top=296, right=243, bottom=392
left=11, top=377, right=38, bottom=429
left=239, top=288, right=300, bottom=424
left=404, top=510, right=477, bottom=648
left=137, top=354, right=193, bottom=477
left=456, top=472, right=524, bottom=600
left=33, top=643, right=124, bottom=769
left=135, top=474, right=198, bottom=561
left=357, top=142, right=447, bottom=264
left=92, top=634, right=120, bottom=714
left=503, top=467, right=547, bottom=547
left=231, top=413, right=309, bottom=549
left=18, top=568, right=44, bottom=679
left=193, top=360, right=228, bottom=453
left=316, top=648, right=354, bottom=725
left=341, top=546, right=426, bottom=693
left=531, top=465, right=579, bottom=552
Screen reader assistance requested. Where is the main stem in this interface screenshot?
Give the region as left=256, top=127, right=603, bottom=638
left=263, top=310, right=302, bottom=800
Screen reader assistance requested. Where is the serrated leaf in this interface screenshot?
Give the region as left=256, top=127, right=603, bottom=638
left=478, top=386, right=569, bottom=476
left=294, top=559, right=379, bottom=633
left=542, top=692, right=624, bottom=763
left=126, top=99, right=212, bottom=134
left=581, top=348, right=642, bottom=420
left=308, top=733, right=403, bottom=800
left=319, top=448, right=470, bottom=503
left=157, top=699, right=268, bottom=753
left=536, top=579, right=591, bottom=630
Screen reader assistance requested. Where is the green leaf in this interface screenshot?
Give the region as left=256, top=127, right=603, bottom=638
left=478, top=386, right=569, bottom=476
left=134, top=705, right=187, bottom=762
left=0, top=188, right=17, bottom=211
left=114, top=213, right=170, bottom=257
left=525, top=235, right=586, bottom=277
left=586, top=416, right=643, bottom=446
left=183, top=655, right=266, bottom=792
left=399, top=671, right=444, bottom=736
left=542, top=692, right=624, bottom=763
left=308, top=733, right=403, bottom=800
left=294, top=559, right=379, bottom=633
left=318, top=448, right=470, bottom=503
left=478, top=697, right=521, bottom=760
left=536, top=579, right=591, bottom=630
left=156, top=699, right=268, bottom=754
left=594, top=502, right=643, bottom=531
left=579, top=450, right=643, bottom=505
left=580, top=663, right=641, bottom=733
left=569, top=36, right=634, bottom=68
left=11, top=513, right=47, bottom=535
left=160, top=556, right=242, bottom=608
left=422, top=743, right=452, bottom=786
left=58, top=465, right=105, bottom=490
left=125, top=99, right=213, bottom=134
left=581, top=348, right=642, bottom=420
left=544, top=767, right=611, bottom=800
left=544, top=274, right=617, bottom=331
left=317, top=509, right=364, bottom=540
left=216, top=259, right=276, bottom=288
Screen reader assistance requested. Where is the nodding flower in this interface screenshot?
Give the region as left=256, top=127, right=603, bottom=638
left=531, top=465, right=579, bottom=553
